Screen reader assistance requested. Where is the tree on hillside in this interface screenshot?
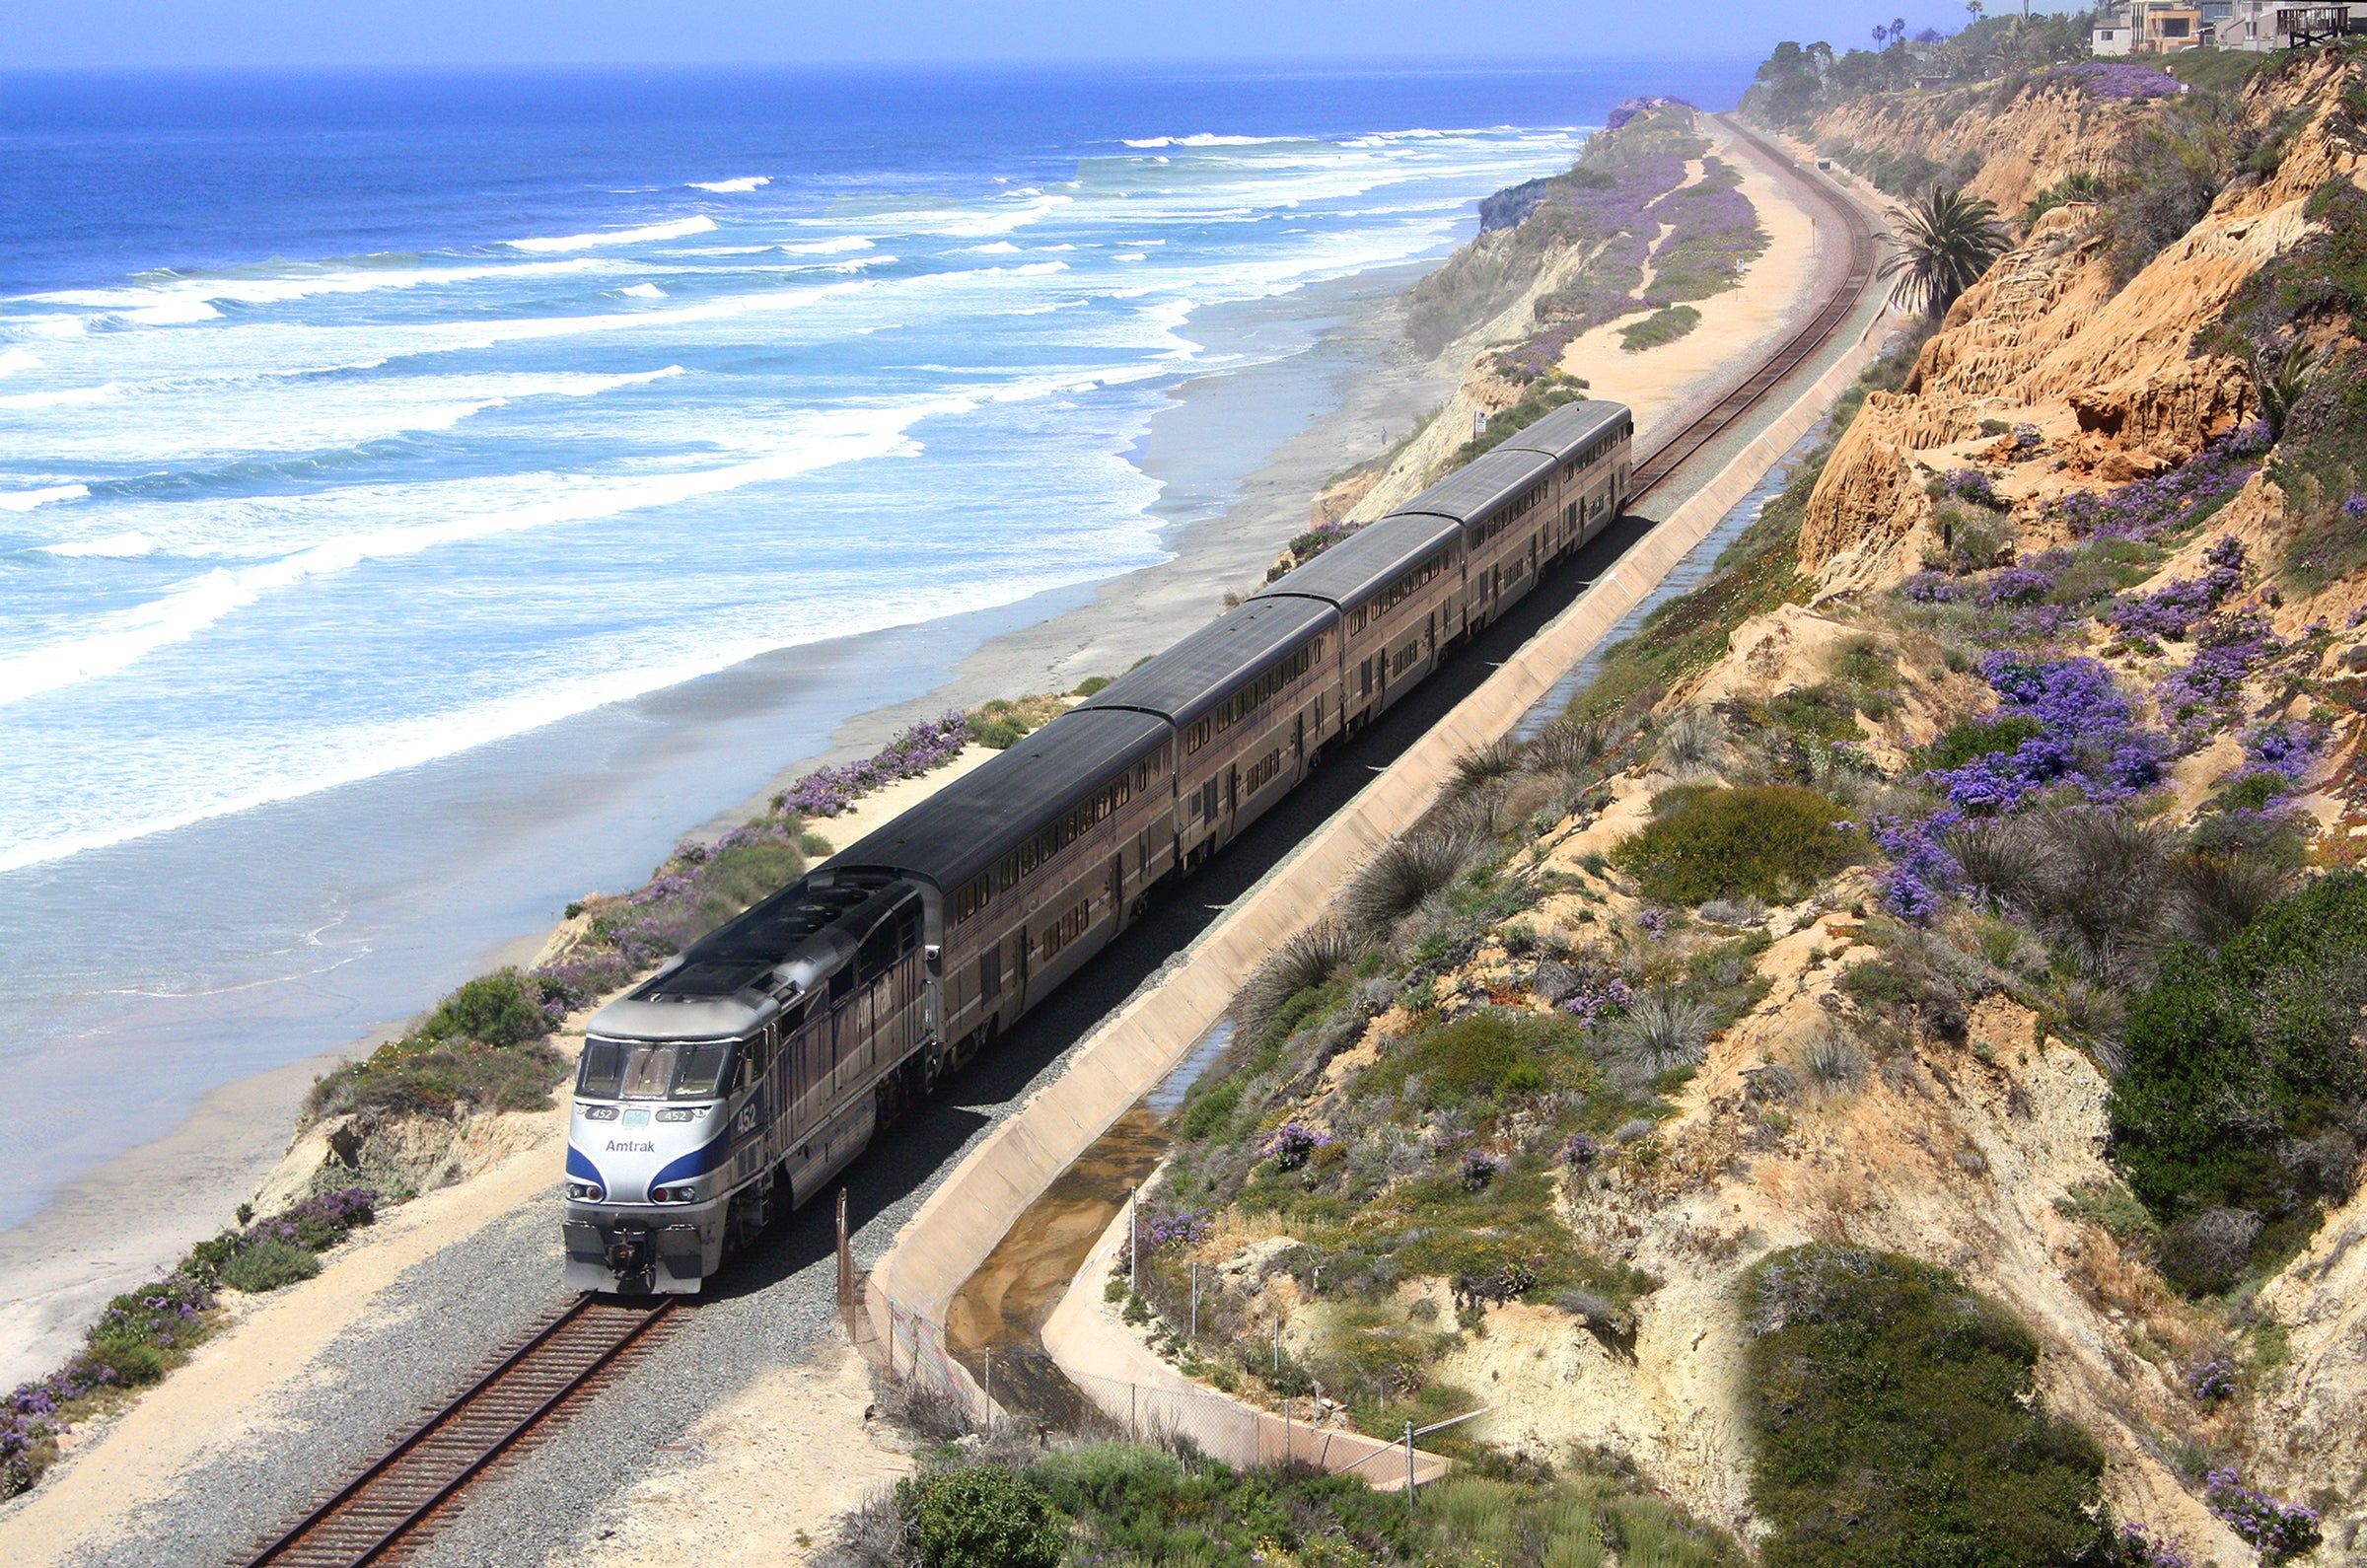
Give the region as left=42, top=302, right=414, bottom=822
left=1881, top=185, right=2010, bottom=318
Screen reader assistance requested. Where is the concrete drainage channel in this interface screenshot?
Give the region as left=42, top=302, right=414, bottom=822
left=863, top=142, right=1896, bottom=1482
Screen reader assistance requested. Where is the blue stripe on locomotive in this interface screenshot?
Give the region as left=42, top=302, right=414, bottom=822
left=651, top=1130, right=735, bottom=1190
left=566, top=1143, right=603, bottom=1184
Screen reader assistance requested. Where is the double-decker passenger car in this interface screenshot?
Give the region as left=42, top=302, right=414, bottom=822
left=562, top=399, right=1633, bottom=1294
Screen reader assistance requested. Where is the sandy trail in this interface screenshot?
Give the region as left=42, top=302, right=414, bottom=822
left=1560, top=121, right=1821, bottom=431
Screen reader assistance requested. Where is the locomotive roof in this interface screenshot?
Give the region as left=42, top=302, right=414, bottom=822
left=589, top=870, right=905, bottom=1041
left=1250, top=510, right=1462, bottom=611
left=1490, top=398, right=1630, bottom=463
left=1078, top=594, right=1336, bottom=726
left=827, top=706, right=1171, bottom=891
left=1388, top=445, right=1555, bottom=528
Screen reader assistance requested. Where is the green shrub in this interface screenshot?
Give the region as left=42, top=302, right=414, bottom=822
left=1181, top=1081, right=1245, bottom=1142
left=309, top=1040, right=566, bottom=1119
left=2109, top=872, right=2367, bottom=1283
left=85, top=1340, right=168, bottom=1387
left=1375, top=1013, right=1586, bottom=1108
left=1763, top=684, right=1860, bottom=745
left=219, top=1238, right=323, bottom=1294
left=1745, top=1245, right=2109, bottom=1568
left=904, top=1466, right=1064, bottom=1568
left=421, top=968, right=545, bottom=1047
left=1922, top=713, right=2044, bottom=771
left=1073, top=675, right=1112, bottom=697
left=1618, top=305, right=1702, bottom=352
left=1613, top=785, right=1861, bottom=905
left=2052, top=1178, right=2161, bottom=1245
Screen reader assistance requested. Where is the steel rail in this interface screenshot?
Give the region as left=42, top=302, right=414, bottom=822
left=240, top=1296, right=674, bottom=1568
left=1625, top=115, right=1883, bottom=505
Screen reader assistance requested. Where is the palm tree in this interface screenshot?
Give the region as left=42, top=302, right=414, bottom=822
left=2252, top=338, right=2320, bottom=438
left=1881, top=184, right=2010, bottom=319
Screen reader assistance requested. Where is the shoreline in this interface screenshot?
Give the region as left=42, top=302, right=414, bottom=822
left=0, top=108, right=1848, bottom=1397
left=0, top=101, right=1876, bottom=1560
left=0, top=257, right=1462, bottom=1391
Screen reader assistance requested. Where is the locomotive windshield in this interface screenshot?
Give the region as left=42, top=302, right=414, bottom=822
left=578, top=1038, right=735, bottom=1101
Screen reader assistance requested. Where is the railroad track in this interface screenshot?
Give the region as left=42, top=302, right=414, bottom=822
left=241, top=1296, right=675, bottom=1568
left=233, top=126, right=1881, bottom=1568
left=1627, top=114, right=1883, bottom=504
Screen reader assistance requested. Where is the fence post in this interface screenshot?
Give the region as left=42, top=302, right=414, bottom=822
left=1129, top=1185, right=1139, bottom=1290
left=982, top=1349, right=992, bottom=1436
left=1404, top=1421, right=1416, bottom=1501
left=1130, top=1382, right=1138, bottom=1442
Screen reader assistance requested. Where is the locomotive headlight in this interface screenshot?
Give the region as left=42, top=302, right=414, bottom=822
left=567, top=1181, right=605, bottom=1201
left=580, top=1105, right=618, bottom=1121
left=650, top=1184, right=698, bottom=1203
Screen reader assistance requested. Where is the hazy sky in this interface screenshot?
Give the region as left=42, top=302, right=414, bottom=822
left=1, top=0, right=2025, bottom=70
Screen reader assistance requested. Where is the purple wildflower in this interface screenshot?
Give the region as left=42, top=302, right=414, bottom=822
left=1902, top=571, right=1967, bottom=603
left=1262, top=1121, right=1332, bottom=1172
left=1459, top=1149, right=1501, bottom=1190
left=2204, top=1469, right=2321, bottom=1561
left=1983, top=566, right=2053, bottom=606
left=1561, top=976, right=1633, bottom=1027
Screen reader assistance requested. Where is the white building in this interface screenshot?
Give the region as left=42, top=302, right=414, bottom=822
left=2091, top=0, right=2237, bottom=49
left=2198, top=0, right=2354, bottom=46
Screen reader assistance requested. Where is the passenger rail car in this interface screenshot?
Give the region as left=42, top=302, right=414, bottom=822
left=563, top=399, right=1632, bottom=1294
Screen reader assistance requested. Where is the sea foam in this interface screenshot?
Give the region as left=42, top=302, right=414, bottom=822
left=507, top=215, right=719, bottom=251
left=0, top=483, right=91, bottom=513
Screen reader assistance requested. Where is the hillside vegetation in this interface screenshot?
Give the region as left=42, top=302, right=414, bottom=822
left=1021, top=37, right=2367, bottom=1568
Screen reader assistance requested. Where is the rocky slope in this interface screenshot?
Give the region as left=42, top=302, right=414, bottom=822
left=1114, top=43, right=2367, bottom=1568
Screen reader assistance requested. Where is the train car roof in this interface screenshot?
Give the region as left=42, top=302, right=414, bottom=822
left=1490, top=399, right=1631, bottom=463
left=1388, top=445, right=1554, bottom=526
left=826, top=706, right=1171, bottom=891
left=1078, top=594, right=1336, bottom=727
left=1251, top=510, right=1463, bottom=611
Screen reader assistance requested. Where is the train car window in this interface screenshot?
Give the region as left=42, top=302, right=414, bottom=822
left=829, top=965, right=854, bottom=1003
left=745, top=1033, right=770, bottom=1077
left=956, top=874, right=992, bottom=923
left=674, top=1042, right=732, bottom=1099
left=999, top=852, right=1022, bottom=891
left=857, top=919, right=897, bottom=979
left=619, top=1043, right=679, bottom=1100
left=578, top=1039, right=625, bottom=1098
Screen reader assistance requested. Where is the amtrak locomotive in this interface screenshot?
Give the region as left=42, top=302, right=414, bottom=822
left=564, top=399, right=1634, bottom=1294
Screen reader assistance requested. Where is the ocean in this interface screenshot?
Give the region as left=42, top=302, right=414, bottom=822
left=0, top=61, right=1755, bottom=1243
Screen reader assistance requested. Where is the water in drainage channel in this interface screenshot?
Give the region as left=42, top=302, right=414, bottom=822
left=1513, top=418, right=1829, bottom=741
left=943, top=1020, right=1235, bottom=1428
